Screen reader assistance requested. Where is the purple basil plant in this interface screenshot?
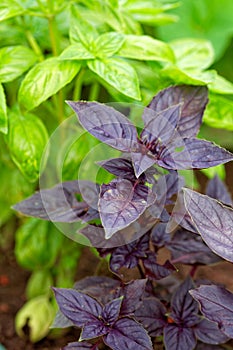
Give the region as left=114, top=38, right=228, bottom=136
left=13, top=85, right=233, bottom=350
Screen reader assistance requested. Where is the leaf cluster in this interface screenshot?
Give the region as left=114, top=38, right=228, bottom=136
left=13, top=85, right=233, bottom=349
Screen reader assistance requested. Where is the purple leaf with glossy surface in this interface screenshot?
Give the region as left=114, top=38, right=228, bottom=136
left=169, top=194, right=197, bottom=233
left=97, top=157, right=137, bottom=181
left=143, top=253, right=176, bottom=280
left=130, top=149, right=157, bottom=178
left=80, top=320, right=108, bottom=340
left=160, top=138, right=233, bottom=170
left=144, top=85, right=208, bottom=137
left=140, top=105, right=181, bottom=146
left=52, top=288, right=102, bottom=328
left=134, top=297, right=167, bottom=336
left=104, top=317, right=153, bottom=350
left=13, top=181, right=99, bottom=223
left=183, top=189, right=233, bottom=262
left=67, top=101, right=137, bottom=152
left=153, top=171, right=184, bottom=204
left=206, top=175, right=232, bottom=206
left=190, top=285, right=233, bottom=338
left=74, top=276, right=120, bottom=305
left=194, top=319, right=229, bottom=344
left=164, top=324, right=196, bottom=350
left=52, top=309, right=74, bottom=328
left=101, top=297, right=123, bottom=325
left=99, top=179, right=155, bottom=238
left=170, top=277, right=199, bottom=327
left=109, top=233, right=150, bottom=273
left=168, top=229, right=220, bottom=265
left=119, top=279, right=147, bottom=315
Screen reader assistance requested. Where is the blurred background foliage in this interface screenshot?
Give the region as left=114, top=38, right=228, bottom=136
left=0, top=0, right=232, bottom=342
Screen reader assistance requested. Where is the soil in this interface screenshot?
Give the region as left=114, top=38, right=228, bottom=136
left=0, top=164, right=233, bottom=350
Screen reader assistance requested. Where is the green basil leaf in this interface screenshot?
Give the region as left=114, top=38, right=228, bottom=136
left=203, top=94, right=233, bottom=131
left=0, top=160, right=35, bottom=226
left=93, top=32, right=125, bottom=58
left=18, top=58, right=80, bottom=110
left=118, top=34, right=175, bottom=63
left=26, top=270, right=53, bottom=299
left=124, top=0, right=180, bottom=24
left=88, top=58, right=141, bottom=100
left=15, top=219, right=63, bottom=270
left=70, top=4, right=98, bottom=46
left=161, top=65, right=216, bottom=85
left=208, top=74, right=233, bottom=95
left=15, top=296, right=55, bottom=342
left=0, top=0, right=25, bottom=21
left=170, top=38, right=215, bottom=70
left=0, top=83, right=7, bottom=134
left=59, top=43, right=95, bottom=60
left=0, top=45, right=37, bottom=83
left=8, top=109, right=48, bottom=182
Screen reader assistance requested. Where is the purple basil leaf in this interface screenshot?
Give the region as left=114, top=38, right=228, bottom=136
left=120, top=279, right=147, bottom=315
left=164, top=324, right=197, bottom=350
left=134, top=297, right=167, bottom=336
left=80, top=320, right=108, bottom=341
left=67, top=101, right=137, bottom=152
left=153, top=171, right=184, bottom=205
left=97, top=157, right=137, bottom=181
left=13, top=180, right=99, bottom=223
left=148, top=201, right=170, bottom=222
left=104, top=317, right=153, bottom=350
left=74, top=276, right=120, bottom=305
left=170, top=277, right=199, bottom=326
left=194, top=318, right=229, bottom=345
left=190, top=285, right=233, bottom=338
left=140, top=104, right=181, bottom=146
left=63, top=341, right=99, bottom=350
left=81, top=208, right=157, bottom=248
left=52, top=309, right=74, bottom=328
left=168, top=194, right=197, bottom=234
left=160, top=138, right=233, bottom=170
left=109, top=232, right=150, bottom=273
left=143, top=253, right=176, bottom=280
left=52, top=288, right=102, bottom=328
left=80, top=224, right=128, bottom=249
left=144, top=85, right=208, bottom=137
left=130, top=149, right=157, bottom=178
left=102, top=297, right=123, bottom=325
left=151, top=222, right=171, bottom=248
left=99, top=179, right=155, bottom=238
left=183, top=189, right=233, bottom=262
left=168, top=229, right=221, bottom=265
left=206, top=175, right=232, bottom=206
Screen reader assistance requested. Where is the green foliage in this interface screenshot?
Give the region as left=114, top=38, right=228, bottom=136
left=0, top=83, right=7, bottom=133
left=15, top=219, right=63, bottom=270
left=26, top=270, right=54, bottom=299
left=15, top=295, right=55, bottom=342
left=7, top=108, right=49, bottom=182
left=204, top=94, right=233, bottom=131
left=0, top=45, right=37, bottom=83
left=18, top=58, right=81, bottom=110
